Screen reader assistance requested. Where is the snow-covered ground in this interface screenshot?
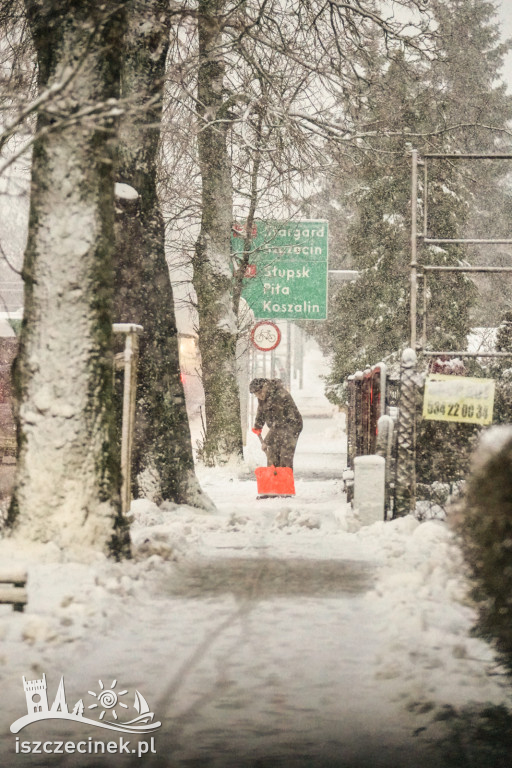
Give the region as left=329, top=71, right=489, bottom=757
left=0, top=344, right=511, bottom=767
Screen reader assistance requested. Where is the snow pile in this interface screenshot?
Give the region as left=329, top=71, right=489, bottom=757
left=356, top=517, right=506, bottom=709
left=0, top=460, right=509, bottom=765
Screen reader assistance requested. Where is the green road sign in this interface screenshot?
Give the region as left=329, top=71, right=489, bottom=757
left=233, top=220, right=328, bottom=320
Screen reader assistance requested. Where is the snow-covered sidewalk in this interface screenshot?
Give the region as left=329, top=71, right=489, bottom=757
left=0, top=348, right=510, bottom=766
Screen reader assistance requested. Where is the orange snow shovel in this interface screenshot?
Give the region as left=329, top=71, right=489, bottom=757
left=255, top=465, right=295, bottom=497
left=253, top=431, right=295, bottom=497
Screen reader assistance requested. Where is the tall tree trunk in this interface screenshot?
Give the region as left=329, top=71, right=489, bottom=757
left=114, top=0, right=213, bottom=509
left=8, top=0, right=129, bottom=557
left=194, top=0, right=244, bottom=465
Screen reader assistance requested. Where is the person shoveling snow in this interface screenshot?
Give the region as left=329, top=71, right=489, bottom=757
left=250, top=377, right=303, bottom=497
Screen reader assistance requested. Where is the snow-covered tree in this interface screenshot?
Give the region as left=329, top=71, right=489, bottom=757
left=7, top=0, right=130, bottom=555
left=192, top=0, right=244, bottom=465
left=166, top=0, right=434, bottom=464
left=428, top=0, right=512, bottom=325
left=323, top=0, right=512, bottom=398
left=113, top=0, right=212, bottom=508
left=323, top=57, right=475, bottom=394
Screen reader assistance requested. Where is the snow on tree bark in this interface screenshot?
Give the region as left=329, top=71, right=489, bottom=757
left=8, top=0, right=130, bottom=556
left=194, top=0, right=243, bottom=465
left=113, top=0, right=213, bottom=509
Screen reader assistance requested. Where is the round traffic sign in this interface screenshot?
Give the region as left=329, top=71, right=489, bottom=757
left=250, top=321, right=281, bottom=352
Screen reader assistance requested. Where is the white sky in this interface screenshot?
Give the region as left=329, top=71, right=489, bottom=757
left=496, top=0, right=512, bottom=89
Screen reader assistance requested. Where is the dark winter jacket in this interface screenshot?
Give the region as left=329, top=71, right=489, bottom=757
left=254, top=380, right=303, bottom=436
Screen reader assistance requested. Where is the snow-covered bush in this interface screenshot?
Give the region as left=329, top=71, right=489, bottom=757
left=453, top=426, right=512, bottom=670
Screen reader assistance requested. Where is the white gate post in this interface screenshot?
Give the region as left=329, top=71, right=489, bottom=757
left=353, top=455, right=386, bottom=526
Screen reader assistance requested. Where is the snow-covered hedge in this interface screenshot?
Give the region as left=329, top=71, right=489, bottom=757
left=453, top=426, right=512, bottom=670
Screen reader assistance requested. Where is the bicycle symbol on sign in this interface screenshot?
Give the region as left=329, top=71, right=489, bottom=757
left=255, top=329, right=277, bottom=344
left=250, top=321, right=281, bottom=352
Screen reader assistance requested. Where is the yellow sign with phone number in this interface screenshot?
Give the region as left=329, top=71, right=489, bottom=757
left=423, top=374, right=495, bottom=425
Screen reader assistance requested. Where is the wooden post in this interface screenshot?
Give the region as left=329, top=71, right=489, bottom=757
left=113, top=323, right=143, bottom=516
left=410, top=149, right=418, bottom=349
left=0, top=568, right=28, bottom=611
left=286, top=321, right=292, bottom=389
